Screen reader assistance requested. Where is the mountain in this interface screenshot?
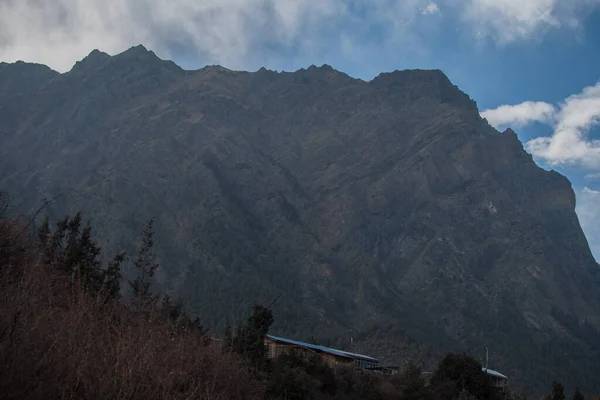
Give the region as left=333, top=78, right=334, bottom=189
left=1, top=46, right=599, bottom=394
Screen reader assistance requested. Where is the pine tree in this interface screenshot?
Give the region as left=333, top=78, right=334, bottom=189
left=37, top=216, right=53, bottom=265
left=0, top=189, right=9, bottom=218
left=430, top=352, right=500, bottom=400
left=49, top=215, right=69, bottom=268
left=37, top=216, right=51, bottom=246
left=224, top=326, right=234, bottom=350
left=128, top=218, right=159, bottom=308
left=64, top=212, right=83, bottom=276
left=161, top=293, right=182, bottom=320
left=395, top=361, right=432, bottom=400
left=36, top=213, right=125, bottom=297
left=232, top=304, right=274, bottom=370
left=552, top=381, right=566, bottom=400
left=102, top=251, right=125, bottom=300
left=572, top=389, right=585, bottom=400
left=76, top=220, right=103, bottom=291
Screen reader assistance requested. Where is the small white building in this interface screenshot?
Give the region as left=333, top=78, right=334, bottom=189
left=483, top=368, right=508, bottom=392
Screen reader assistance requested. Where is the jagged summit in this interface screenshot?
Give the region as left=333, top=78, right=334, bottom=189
left=114, top=44, right=156, bottom=61
left=0, top=59, right=57, bottom=73
left=200, top=65, right=235, bottom=73
left=69, top=49, right=112, bottom=73
left=123, top=44, right=150, bottom=54
left=84, top=49, right=111, bottom=62
left=306, top=64, right=335, bottom=71
left=0, top=60, right=58, bottom=94
left=370, top=68, right=449, bottom=83
left=370, top=68, right=478, bottom=112
left=108, top=44, right=182, bottom=73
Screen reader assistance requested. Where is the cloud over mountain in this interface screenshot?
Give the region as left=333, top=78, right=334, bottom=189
left=483, top=82, right=600, bottom=169
left=1, top=0, right=598, bottom=73
left=463, top=0, right=600, bottom=43
left=481, top=101, right=556, bottom=127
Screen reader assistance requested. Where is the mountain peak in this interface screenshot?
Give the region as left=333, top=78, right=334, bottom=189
left=371, top=68, right=448, bottom=84
left=370, top=68, right=477, bottom=112
left=114, top=44, right=158, bottom=61
left=306, top=64, right=335, bottom=71
left=86, top=49, right=111, bottom=62
left=0, top=60, right=58, bottom=93
left=70, top=49, right=111, bottom=73
left=107, top=45, right=182, bottom=73
left=122, top=44, right=150, bottom=56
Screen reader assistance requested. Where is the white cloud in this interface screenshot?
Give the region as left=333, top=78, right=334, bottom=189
left=0, top=0, right=342, bottom=72
left=585, top=172, right=600, bottom=180
left=1, top=0, right=599, bottom=73
left=482, top=82, right=600, bottom=169
left=576, top=187, right=600, bottom=261
left=480, top=101, right=556, bottom=127
left=422, top=2, right=441, bottom=15
left=463, top=0, right=600, bottom=44
left=0, top=0, right=445, bottom=73
left=526, top=82, right=600, bottom=168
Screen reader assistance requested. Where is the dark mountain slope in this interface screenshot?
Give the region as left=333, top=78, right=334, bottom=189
left=1, top=46, right=599, bottom=393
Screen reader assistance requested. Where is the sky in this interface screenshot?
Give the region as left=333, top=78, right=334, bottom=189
left=1, top=0, right=600, bottom=259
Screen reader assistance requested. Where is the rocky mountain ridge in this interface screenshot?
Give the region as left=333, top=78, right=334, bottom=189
left=1, top=45, right=599, bottom=393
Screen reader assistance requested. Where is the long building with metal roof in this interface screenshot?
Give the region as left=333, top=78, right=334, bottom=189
left=265, top=334, right=380, bottom=369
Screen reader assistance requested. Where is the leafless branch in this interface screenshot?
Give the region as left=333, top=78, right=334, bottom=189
left=21, top=193, right=62, bottom=234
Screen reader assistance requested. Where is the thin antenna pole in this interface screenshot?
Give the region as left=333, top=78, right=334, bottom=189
left=266, top=292, right=283, bottom=310
left=485, top=346, right=489, bottom=370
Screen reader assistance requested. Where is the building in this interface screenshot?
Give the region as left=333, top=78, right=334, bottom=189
left=420, top=368, right=508, bottom=391
left=483, top=368, right=508, bottom=392
left=264, top=334, right=379, bottom=369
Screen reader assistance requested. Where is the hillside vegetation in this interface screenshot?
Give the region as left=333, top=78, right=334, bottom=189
left=1, top=192, right=599, bottom=400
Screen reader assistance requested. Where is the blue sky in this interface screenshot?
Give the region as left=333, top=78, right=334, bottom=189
left=1, top=0, right=600, bottom=258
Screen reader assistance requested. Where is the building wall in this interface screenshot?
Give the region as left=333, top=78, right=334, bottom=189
left=264, top=338, right=354, bottom=369
left=491, top=376, right=508, bottom=390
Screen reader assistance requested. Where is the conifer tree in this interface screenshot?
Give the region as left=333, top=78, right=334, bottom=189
left=572, top=389, right=585, bottom=400
left=37, top=216, right=51, bottom=246
left=76, top=220, right=103, bottom=290
left=395, top=361, right=431, bottom=400
left=49, top=215, right=69, bottom=268
left=128, top=218, right=159, bottom=308
left=552, top=382, right=566, bottom=400
left=232, top=304, right=274, bottom=370
left=37, top=216, right=53, bottom=264
left=64, top=212, right=83, bottom=275
left=430, top=352, right=500, bottom=400
left=39, top=213, right=110, bottom=294
left=102, top=251, right=125, bottom=300
left=0, top=189, right=9, bottom=218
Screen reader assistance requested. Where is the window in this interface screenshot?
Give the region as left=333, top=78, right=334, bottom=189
left=354, top=359, right=377, bottom=369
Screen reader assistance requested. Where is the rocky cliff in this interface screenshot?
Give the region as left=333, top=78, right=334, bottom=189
left=1, top=46, right=599, bottom=394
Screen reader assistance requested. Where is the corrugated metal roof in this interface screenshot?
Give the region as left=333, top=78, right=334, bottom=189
left=482, top=368, right=508, bottom=380
left=266, top=335, right=379, bottom=363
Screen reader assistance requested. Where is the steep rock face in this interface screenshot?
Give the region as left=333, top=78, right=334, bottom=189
left=1, top=46, right=599, bottom=393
